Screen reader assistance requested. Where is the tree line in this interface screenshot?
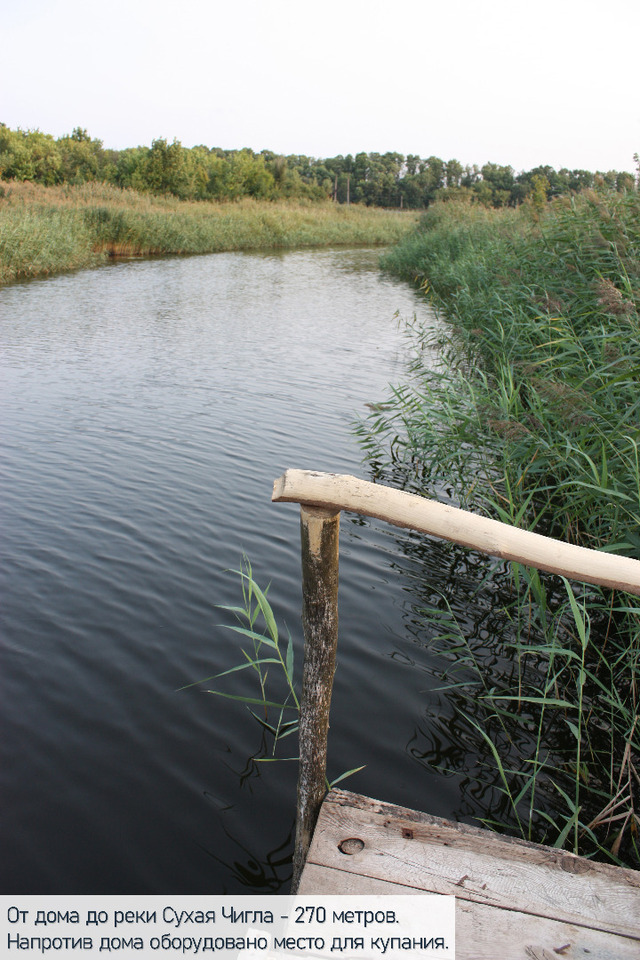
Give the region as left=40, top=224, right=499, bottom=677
left=0, top=124, right=636, bottom=208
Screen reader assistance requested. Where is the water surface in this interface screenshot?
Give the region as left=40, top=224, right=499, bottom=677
left=1, top=249, right=468, bottom=894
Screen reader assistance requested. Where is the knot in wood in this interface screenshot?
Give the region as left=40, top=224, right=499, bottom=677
left=559, top=854, right=591, bottom=874
left=338, top=837, right=365, bottom=855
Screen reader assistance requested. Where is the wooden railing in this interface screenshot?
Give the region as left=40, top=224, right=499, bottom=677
left=272, top=469, right=640, bottom=890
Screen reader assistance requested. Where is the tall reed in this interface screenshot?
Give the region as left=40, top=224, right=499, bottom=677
left=359, top=191, right=640, bottom=867
left=0, top=181, right=417, bottom=285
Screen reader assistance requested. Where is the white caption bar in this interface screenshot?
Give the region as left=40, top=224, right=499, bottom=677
left=3, top=896, right=455, bottom=960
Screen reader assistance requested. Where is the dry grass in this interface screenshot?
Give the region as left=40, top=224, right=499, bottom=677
left=0, top=181, right=418, bottom=284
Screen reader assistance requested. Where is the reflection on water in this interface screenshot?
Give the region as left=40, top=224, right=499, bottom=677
left=200, top=759, right=295, bottom=894
left=369, top=519, right=605, bottom=849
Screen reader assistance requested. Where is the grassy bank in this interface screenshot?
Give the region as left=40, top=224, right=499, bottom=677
left=359, top=192, right=640, bottom=867
left=378, top=193, right=640, bottom=549
left=0, top=181, right=417, bottom=285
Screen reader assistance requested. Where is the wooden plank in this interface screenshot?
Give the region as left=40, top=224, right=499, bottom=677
left=299, top=861, right=422, bottom=894
left=299, top=790, right=640, bottom=942
left=272, top=470, right=640, bottom=595
left=299, top=864, right=639, bottom=960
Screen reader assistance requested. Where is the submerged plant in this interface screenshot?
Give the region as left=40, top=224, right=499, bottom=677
left=183, top=558, right=363, bottom=787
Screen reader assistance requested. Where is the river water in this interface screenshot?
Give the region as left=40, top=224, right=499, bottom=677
left=1, top=248, right=474, bottom=894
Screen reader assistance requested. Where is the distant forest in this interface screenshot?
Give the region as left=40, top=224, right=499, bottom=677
left=1, top=124, right=636, bottom=208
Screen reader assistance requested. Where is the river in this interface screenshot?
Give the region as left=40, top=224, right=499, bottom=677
left=1, top=248, right=472, bottom=894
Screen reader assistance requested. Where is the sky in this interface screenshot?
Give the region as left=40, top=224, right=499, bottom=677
left=2, top=0, right=639, bottom=174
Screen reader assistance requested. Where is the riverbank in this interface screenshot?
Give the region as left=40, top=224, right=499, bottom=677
left=361, top=190, right=640, bottom=868
left=0, top=180, right=417, bottom=285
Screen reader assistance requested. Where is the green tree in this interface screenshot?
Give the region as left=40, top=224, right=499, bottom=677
left=480, top=162, right=515, bottom=205
left=444, top=158, right=464, bottom=187
left=228, top=150, right=275, bottom=199
left=530, top=173, right=550, bottom=213
left=0, top=125, right=61, bottom=184
left=57, top=129, right=103, bottom=183
left=461, top=164, right=481, bottom=187
left=136, top=138, right=191, bottom=197
left=471, top=179, right=494, bottom=206
left=204, top=153, right=233, bottom=199
left=415, top=156, right=445, bottom=206
left=616, top=170, right=635, bottom=191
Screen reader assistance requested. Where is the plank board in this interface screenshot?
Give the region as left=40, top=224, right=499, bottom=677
left=298, top=789, right=640, bottom=959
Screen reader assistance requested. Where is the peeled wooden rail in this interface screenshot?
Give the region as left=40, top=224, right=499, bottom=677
left=272, top=469, right=640, bottom=890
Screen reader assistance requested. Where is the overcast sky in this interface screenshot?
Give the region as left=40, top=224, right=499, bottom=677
left=2, top=0, right=639, bottom=174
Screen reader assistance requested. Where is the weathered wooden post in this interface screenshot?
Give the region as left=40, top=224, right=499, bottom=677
left=291, top=503, right=340, bottom=892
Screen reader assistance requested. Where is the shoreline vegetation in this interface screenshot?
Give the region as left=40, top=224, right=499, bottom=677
left=358, top=188, right=640, bottom=868
left=0, top=181, right=417, bottom=285
left=1, top=123, right=635, bottom=285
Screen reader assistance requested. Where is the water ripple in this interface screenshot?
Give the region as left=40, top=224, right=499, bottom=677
left=1, top=248, right=446, bottom=894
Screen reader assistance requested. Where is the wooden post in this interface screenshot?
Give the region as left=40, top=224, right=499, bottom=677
left=291, top=504, right=340, bottom=892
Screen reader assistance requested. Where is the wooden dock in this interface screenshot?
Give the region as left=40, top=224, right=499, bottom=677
left=298, top=789, right=640, bottom=960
